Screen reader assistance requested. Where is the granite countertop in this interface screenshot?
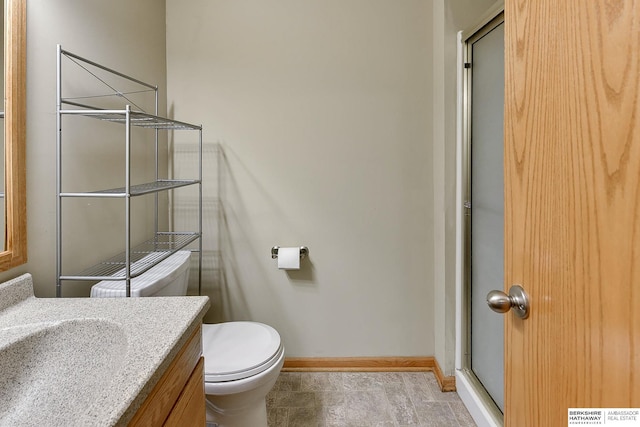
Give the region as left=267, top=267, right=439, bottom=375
left=0, top=273, right=210, bottom=426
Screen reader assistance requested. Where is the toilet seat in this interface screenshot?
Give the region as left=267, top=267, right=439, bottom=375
left=202, top=322, right=283, bottom=382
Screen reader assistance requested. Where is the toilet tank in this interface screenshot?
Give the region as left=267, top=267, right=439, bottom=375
left=90, top=251, right=192, bottom=298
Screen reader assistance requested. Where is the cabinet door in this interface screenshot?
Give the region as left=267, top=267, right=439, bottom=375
left=164, top=357, right=205, bottom=426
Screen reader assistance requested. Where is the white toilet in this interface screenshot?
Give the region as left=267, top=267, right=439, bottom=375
left=91, top=251, right=284, bottom=427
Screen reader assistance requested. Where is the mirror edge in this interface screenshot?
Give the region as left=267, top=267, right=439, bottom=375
left=0, top=0, right=26, bottom=271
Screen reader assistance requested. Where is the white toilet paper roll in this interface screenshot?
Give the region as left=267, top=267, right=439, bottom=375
left=277, top=247, right=300, bottom=270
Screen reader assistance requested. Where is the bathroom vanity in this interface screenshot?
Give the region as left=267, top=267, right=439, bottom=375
left=0, top=274, right=209, bottom=426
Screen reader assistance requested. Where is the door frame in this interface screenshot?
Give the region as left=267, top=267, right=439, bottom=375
left=455, top=2, right=505, bottom=427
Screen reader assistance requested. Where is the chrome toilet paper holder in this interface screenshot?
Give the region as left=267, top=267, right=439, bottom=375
left=271, top=246, right=309, bottom=260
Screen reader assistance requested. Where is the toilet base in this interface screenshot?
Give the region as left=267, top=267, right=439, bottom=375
left=205, top=396, right=268, bottom=427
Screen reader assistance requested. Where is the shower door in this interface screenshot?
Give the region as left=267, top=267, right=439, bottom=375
left=464, top=13, right=505, bottom=415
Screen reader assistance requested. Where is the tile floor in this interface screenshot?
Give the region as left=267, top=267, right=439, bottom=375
left=266, top=371, right=477, bottom=427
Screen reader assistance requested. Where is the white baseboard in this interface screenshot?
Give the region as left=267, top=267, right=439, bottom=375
left=456, top=369, right=502, bottom=427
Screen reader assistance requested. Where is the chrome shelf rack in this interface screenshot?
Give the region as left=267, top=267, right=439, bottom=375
left=55, top=45, right=203, bottom=297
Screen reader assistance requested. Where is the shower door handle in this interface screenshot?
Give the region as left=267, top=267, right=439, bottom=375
left=486, top=285, right=530, bottom=319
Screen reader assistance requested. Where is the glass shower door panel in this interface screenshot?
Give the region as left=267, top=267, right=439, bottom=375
left=470, top=22, right=505, bottom=412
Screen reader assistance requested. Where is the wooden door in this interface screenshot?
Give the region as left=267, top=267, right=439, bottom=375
left=504, top=1, right=640, bottom=426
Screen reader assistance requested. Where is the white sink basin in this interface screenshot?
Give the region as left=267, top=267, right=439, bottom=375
left=0, top=319, right=127, bottom=426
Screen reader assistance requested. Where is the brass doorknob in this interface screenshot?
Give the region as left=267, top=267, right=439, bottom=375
left=486, top=285, right=530, bottom=319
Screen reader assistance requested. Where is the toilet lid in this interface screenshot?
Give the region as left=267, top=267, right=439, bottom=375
left=202, top=322, right=282, bottom=382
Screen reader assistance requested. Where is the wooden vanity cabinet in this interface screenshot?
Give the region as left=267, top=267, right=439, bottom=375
left=129, top=326, right=205, bottom=426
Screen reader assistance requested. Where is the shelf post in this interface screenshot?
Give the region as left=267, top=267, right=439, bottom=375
left=125, top=105, right=131, bottom=297
left=56, top=44, right=63, bottom=297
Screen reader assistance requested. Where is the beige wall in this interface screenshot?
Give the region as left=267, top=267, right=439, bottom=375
left=0, top=0, right=168, bottom=296
left=166, top=0, right=435, bottom=357
left=0, top=0, right=497, bottom=365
